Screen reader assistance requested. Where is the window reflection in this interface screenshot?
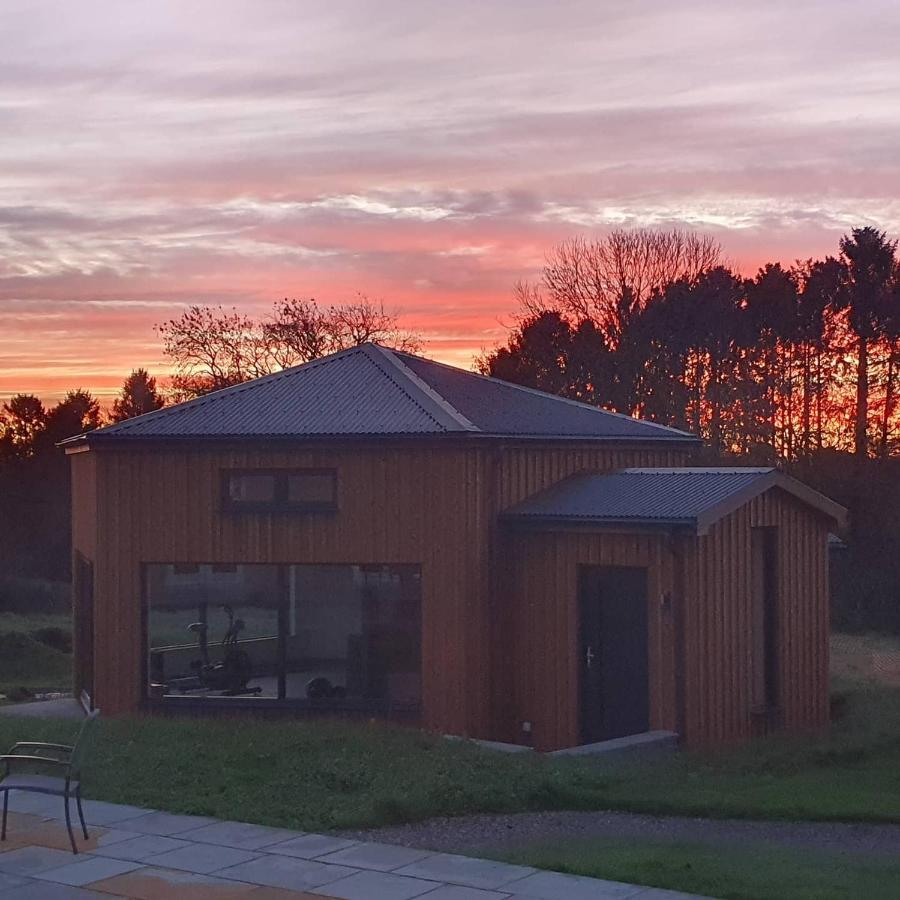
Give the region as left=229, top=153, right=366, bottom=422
left=146, top=563, right=421, bottom=710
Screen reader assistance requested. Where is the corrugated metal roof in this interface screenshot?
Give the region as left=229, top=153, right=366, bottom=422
left=397, top=351, right=690, bottom=441
left=75, top=343, right=698, bottom=444
left=502, top=467, right=846, bottom=532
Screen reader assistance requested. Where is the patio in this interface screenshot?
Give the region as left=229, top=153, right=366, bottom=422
left=0, top=790, right=703, bottom=899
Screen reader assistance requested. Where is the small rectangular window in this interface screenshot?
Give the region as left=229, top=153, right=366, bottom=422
left=228, top=473, right=276, bottom=504
left=287, top=472, right=335, bottom=507
left=223, top=469, right=337, bottom=512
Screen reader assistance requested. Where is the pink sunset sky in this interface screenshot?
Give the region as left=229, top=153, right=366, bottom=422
left=2, top=0, right=900, bottom=404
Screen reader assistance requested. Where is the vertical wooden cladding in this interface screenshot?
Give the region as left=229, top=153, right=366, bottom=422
left=505, top=529, right=678, bottom=751
left=87, top=443, right=494, bottom=735
left=73, top=435, right=833, bottom=751
left=505, top=484, right=831, bottom=751
left=488, top=441, right=692, bottom=747
left=495, top=444, right=693, bottom=510
left=682, top=488, right=831, bottom=747
left=70, top=450, right=97, bottom=702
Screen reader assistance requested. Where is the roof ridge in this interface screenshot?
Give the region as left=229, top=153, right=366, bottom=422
left=392, top=350, right=697, bottom=441
left=371, top=345, right=479, bottom=433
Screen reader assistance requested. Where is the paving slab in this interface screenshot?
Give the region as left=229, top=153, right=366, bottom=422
left=88, top=864, right=267, bottom=898
left=5, top=816, right=138, bottom=854
left=3, top=790, right=61, bottom=817
left=394, top=853, right=535, bottom=891
left=267, top=833, right=358, bottom=859
left=216, top=854, right=357, bottom=891
left=5, top=881, right=114, bottom=899
left=113, top=810, right=219, bottom=835
left=76, top=799, right=155, bottom=826
left=178, top=820, right=300, bottom=850
left=317, top=841, right=434, bottom=872
left=146, top=842, right=261, bottom=874
left=318, top=868, right=442, bottom=899
left=0, top=845, right=80, bottom=875
left=0, top=871, right=30, bottom=890
left=507, top=870, right=646, bottom=899
left=34, top=854, right=143, bottom=886
left=419, top=888, right=513, bottom=900
left=86, top=827, right=149, bottom=848
left=91, top=833, right=196, bottom=861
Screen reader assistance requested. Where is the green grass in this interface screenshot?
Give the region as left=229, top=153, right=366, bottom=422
left=495, top=837, right=900, bottom=900
left=0, top=609, right=73, bottom=699
left=0, top=715, right=610, bottom=832
left=0, top=680, right=897, bottom=833
left=590, top=679, right=900, bottom=823
left=0, top=631, right=71, bottom=697
left=0, top=611, right=72, bottom=635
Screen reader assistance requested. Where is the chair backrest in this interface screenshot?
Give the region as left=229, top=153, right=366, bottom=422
left=69, top=709, right=100, bottom=776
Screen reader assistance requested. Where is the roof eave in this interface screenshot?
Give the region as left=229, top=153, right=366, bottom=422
left=68, top=431, right=701, bottom=449
left=500, top=514, right=696, bottom=532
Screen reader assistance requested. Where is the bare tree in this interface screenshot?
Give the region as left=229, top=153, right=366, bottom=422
left=537, top=228, right=722, bottom=345
left=159, top=296, right=421, bottom=399
left=330, top=294, right=421, bottom=353
left=264, top=298, right=335, bottom=368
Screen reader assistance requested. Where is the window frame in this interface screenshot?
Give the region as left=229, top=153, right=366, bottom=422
left=221, top=468, right=338, bottom=513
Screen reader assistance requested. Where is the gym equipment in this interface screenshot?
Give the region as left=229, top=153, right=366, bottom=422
left=169, top=605, right=262, bottom=696
left=305, top=676, right=347, bottom=701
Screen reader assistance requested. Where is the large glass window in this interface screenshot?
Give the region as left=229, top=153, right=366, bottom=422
left=146, top=564, right=421, bottom=710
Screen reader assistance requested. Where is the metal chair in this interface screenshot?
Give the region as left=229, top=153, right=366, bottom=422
left=0, top=709, right=100, bottom=853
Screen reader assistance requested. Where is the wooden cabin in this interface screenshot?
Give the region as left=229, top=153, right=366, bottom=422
left=65, top=343, right=845, bottom=750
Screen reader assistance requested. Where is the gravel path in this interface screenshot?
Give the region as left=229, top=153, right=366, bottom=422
left=340, top=810, right=900, bottom=859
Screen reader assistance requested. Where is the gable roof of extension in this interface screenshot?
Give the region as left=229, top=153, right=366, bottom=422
left=502, top=467, right=847, bottom=533
left=67, top=343, right=698, bottom=446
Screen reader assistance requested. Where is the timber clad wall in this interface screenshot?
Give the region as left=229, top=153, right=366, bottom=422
left=70, top=450, right=97, bottom=700
left=504, top=529, right=678, bottom=750
left=685, top=490, right=831, bottom=746
left=507, top=487, right=831, bottom=750
left=72, top=440, right=691, bottom=737
left=72, top=437, right=830, bottom=750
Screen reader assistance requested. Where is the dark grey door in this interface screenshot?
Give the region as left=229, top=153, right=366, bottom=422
left=579, top=566, right=649, bottom=743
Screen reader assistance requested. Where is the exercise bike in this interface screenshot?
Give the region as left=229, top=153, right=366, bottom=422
left=169, top=605, right=262, bottom=696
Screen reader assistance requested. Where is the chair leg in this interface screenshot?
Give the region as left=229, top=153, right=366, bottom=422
left=76, top=786, right=88, bottom=840
left=1, top=790, right=7, bottom=841
left=64, top=792, right=77, bottom=854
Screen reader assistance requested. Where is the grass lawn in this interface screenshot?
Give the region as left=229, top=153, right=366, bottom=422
left=0, top=677, right=897, bottom=833
left=0, top=609, right=72, bottom=699
left=494, top=837, right=900, bottom=900
left=0, top=631, right=71, bottom=698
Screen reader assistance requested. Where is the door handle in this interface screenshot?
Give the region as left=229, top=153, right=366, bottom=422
left=585, top=645, right=595, bottom=669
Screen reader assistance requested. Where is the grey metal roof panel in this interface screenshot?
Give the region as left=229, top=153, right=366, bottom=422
left=78, top=343, right=699, bottom=443
left=396, top=352, right=695, bottom=440
left=503, top=467, right=846, bottom=531
left=504, top=468, right=775, bottom=525
left=92, top=345, right=465, bottom=438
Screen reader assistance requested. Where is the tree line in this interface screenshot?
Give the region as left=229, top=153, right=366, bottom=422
left=480, top=226, right=900, bottom=461
left=0, top=294, right=413, bottom=459
left=2, top=237, right=899, bottom=631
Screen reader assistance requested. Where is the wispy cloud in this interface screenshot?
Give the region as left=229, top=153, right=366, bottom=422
left=1, top=0, right=899, bottom=400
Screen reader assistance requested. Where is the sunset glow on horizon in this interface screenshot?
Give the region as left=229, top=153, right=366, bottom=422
left=3, top=0, right=900, bottom=404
